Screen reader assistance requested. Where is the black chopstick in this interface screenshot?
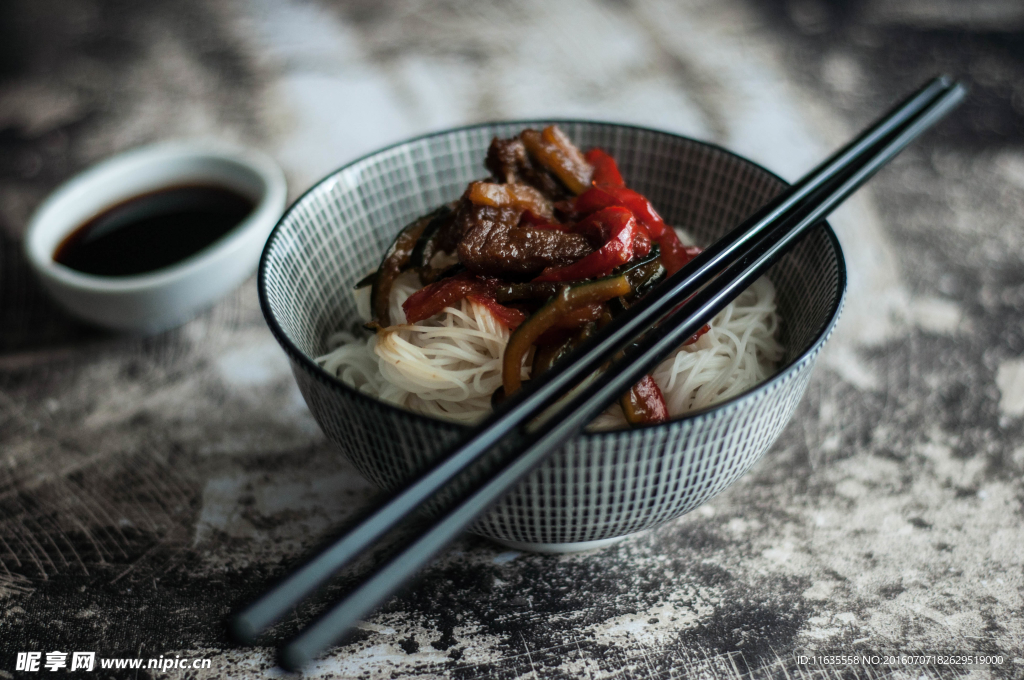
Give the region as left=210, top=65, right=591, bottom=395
left=232, top=76, right=964, bottom=667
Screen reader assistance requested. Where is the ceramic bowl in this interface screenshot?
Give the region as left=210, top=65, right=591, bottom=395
left=25, top=140, right=286, bottom=333
left=259, top=121, right=846, bottom=552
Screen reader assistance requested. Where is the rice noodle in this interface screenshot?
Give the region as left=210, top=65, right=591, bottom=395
left=320, top=272, right=528, bottom=424
left=317, top=236, right=784, bottom=430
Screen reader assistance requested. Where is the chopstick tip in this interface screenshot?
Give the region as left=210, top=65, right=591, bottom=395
left=278, top=644, right=311, bottom=673
left=228, top=613, right=260, bottom=645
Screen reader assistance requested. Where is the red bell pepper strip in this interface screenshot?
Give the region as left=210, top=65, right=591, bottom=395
left=658, top=237, right=702, bottom=276
left=574, top=185, right=702, bottom=275
left=465, top=294, right=526, bottom=330
left=570, top=204, right=644, bottom=247
left=403, top=273, right=488, bottom=324
left=584, top=148, right=625, bottom=187
left=532, top=207, right=648, bottom=283
left=402, top=272, right=525, bottom=329
left=620, top=374, right=669, bottom=425
left=633, top=228, right=653, bottom=261
left=575, top=184, right=668, bottom=238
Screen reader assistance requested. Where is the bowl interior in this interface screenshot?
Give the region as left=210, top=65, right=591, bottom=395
left=262, top=121, right=842, bottom=396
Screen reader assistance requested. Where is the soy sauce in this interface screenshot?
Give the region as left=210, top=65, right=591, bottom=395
left=54, top=184, right=256, bottom=276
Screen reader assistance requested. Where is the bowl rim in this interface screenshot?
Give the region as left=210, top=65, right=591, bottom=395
left=258, top=118, right=847, bottom=435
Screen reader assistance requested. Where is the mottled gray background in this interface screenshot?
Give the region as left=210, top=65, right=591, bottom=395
left=1, top=0, right=1023, bottom=678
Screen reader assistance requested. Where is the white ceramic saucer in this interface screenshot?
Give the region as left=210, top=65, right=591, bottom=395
left=24, top=140, right=286, bottom=333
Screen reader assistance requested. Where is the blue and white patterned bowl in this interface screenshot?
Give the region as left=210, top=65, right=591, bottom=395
left=259, top=121, right=846, bottom=552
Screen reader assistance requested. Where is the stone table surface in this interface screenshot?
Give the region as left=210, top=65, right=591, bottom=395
left=1, top=1, right=1023, bottom=678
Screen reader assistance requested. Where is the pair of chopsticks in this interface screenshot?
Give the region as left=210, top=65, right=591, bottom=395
left=234, top=75, right=965, bottom=670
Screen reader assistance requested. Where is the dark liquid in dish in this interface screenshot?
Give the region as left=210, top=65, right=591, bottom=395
left=53, top=184, right=256, bottom=276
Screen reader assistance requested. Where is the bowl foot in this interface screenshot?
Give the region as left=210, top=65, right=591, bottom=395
left=487, top=531, right=646, bottom=554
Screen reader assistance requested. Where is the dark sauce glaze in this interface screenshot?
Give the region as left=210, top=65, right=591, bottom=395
left=53, top=184, right=256, bottom=277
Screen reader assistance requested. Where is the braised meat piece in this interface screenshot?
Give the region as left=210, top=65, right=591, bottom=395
left=485, top=137, right=527, bottom=184
left=485, top=136, right=572, bottom=201
left=455, top=203, right=592, bottom=277
left=430, top=128, right=598, bottom=276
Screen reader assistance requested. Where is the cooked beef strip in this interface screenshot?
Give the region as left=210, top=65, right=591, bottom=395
left=484, top=136, right=572, bottom=201
left=485, top=137, right=527, bottom=184
left=455, top=202, right=593, bottom=277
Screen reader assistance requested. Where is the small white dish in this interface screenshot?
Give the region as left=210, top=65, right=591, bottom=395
left=24, top=140, right=287, bottom=333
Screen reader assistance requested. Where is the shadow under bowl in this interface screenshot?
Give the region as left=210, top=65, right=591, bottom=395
left=259, top=121, right=846, bottom=551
